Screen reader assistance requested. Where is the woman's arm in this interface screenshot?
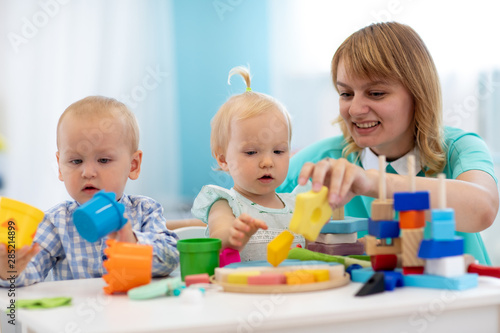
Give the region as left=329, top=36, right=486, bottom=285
left=386, top=170, right=498, bottom=233
left=300, top=159, right=498, bottom=233
left=165, top=218, right=206, bottom=230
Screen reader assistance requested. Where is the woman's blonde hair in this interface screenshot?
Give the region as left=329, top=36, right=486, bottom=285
left=57, top=96, right=140, bottom=152
left=210, top=66, right=292, bottom=161
left=331, top=22, right=444, bottom=175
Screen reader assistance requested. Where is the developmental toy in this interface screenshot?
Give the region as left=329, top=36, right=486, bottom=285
left=355, top=159, right=481, bottom=295
left=212, top=262, right=349, bottom=293
left=0, top=197, right=44, bottom=248
left=219, top=247, right=241, bottom=267
left=267, top=230, right=294, bottom=267
left=102, top=239, right=153, bottom=294
left=177, top=238, right=222, bottom=281
left=128, top=277, right=183, bottom=300
left=289, top=186, right=332, bottom=241
left=307, top=208, right=367, bottom=256
left=73, top=190, right=127, bottom=242
left=185, top=273, right=211, bottom=287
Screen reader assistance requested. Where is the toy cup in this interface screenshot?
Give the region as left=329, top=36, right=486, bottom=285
left=73, top=191, right=127, bottom=243
left=0, top=197, right=44, bottom=248
left=102, top=239, right=153, bottom=294
left=177, top=238, right=222, bottom=281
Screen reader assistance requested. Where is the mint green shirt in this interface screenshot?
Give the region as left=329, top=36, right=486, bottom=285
left=278, top=127, right=497, bottom=265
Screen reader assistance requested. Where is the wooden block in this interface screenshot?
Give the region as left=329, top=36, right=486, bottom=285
left=404, top=273, right=477, bottom=290
left=247, top=273, right=287, bottom=285
left=320, top=217, right=368, bottom=234
left=315, top=232, right=357, bottom=244
left=399, top=210, right=426, bottom=229
left=394, top=191, right=430, bottom=211
left=425, top=255, right=465, bottom=277
left=352, top=267, right=478, bottom=290
left=365, top=235, right=402, bottom=255
left=227, top=271, right=261, bottom=284
left=371, top=254, right=398, bottom=271
left=383, top=271, right=404, bottom=291
left=306, top=240, right=365, bottom=256
left=368, top=219, right=400, bottom=238
left=184, top=273, right=210, bottom=287
left=289, top=187, right=333, bottom=241
left=331, top=206, right=344, bottom=220
left=418, top=237, right=464, bottom=259
left=371, top=199, right=394, bottom=221
left=403, top=266, right=424, bottom=275
left=267, top=230, right=294, bottom=267
left=401, top=228, right=425, bottom=267
left=285, top=270, right=315, bottom=285
left=303, top=269, right=330, bottom=282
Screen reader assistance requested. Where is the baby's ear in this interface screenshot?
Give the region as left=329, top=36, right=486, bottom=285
left=215, top=152, right=229, bottom=172
left=129, top=150, right=143, bottom=180
left=56, top=151, right=64, bottom=181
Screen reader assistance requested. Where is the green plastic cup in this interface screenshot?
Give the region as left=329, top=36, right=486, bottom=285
left=177, top=238, right=222, bottom=281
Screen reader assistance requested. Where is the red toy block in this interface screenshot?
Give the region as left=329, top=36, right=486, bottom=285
left=468, top=263, right=500, bottom=278
left=185, top=273, right=210, bottom=287
left=403, top=266, right=424, bottom=275
left=371, top=254, right=398, bottom=271
left=399, top=210, right=425, bottom=229
left=219, top=248, right=241, bottom=267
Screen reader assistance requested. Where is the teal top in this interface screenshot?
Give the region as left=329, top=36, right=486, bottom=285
left=278, top=127, right=497, bottom=265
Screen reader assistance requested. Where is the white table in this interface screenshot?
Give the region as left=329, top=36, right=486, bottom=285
left=1, top=276, right=500, bottom=333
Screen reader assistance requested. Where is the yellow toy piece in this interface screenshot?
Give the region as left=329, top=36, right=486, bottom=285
left=289, top=186, right=333, bottom=241
left=227, top=271, right=261, bottom=284
left=0, top=197, right=44, bottom=248
left=267, top=230, right=294, bottom=267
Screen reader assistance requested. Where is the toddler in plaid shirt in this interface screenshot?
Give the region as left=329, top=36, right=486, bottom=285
left=0, top=96, right=179, bottom=287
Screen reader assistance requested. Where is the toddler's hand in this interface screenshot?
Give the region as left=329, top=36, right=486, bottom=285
left=228, top=213, right=268, bottom=250
left=0, top=243, right=40, bottom=280
left=108, top=221, right=137, bottom=243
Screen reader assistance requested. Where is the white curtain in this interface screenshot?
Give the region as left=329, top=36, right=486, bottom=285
left=0, top=0, right=180, bottom=212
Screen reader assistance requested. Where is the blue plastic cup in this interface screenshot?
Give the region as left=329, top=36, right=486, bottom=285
left=73, top=191, right=127, bottom=242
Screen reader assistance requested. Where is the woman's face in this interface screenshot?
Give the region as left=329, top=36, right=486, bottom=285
left=336, top=60, right=415, bottom=160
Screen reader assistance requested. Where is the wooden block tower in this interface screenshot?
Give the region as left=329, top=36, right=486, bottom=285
left=418, top=174, right=465, bottom=277
left=393, top=155, right=428, bottom=274
left=366, top=156, right=401, bottom=271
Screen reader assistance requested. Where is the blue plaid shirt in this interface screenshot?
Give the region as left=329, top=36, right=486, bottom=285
left=1, top=194, right=179, bottom=287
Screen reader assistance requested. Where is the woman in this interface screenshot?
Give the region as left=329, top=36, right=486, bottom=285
left=279, top=22, right=498, bottom=265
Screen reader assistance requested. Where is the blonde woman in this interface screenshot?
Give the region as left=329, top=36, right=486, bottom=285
left=279, top=22, right=498, bottom=265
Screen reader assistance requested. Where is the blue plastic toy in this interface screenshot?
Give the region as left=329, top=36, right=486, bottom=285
left=73, top=190, right=127, bottom=242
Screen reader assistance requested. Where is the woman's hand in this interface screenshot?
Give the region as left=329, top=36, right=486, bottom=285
left=298, top=158, right=377, bottom=208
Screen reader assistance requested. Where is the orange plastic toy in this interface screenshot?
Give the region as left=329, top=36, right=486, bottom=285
left=102, top=239, right=153, bottom=294
left=0, top=197, right=44, bottom=248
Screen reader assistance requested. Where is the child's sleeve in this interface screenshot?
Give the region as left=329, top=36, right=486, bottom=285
left=130, top=197, right=180, bottom=277
left=191, top=185, right=241, bottom=223
left=0, top=216, right=61, bottom=287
